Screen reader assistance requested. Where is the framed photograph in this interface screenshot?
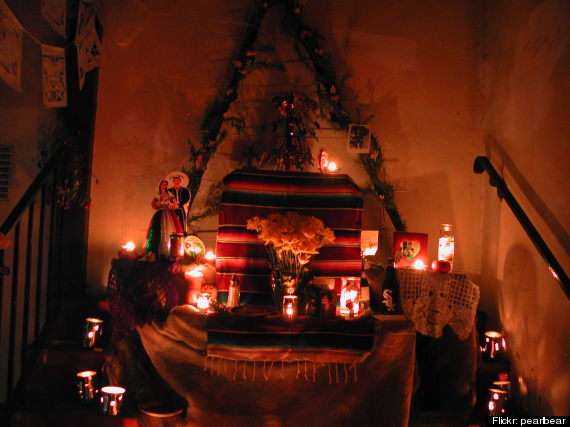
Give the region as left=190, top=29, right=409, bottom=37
left=347, top=124, right=371, bottom=153
left=392, top=231, right=429, bottom=269
left=361, top=230, right=379, bottom=257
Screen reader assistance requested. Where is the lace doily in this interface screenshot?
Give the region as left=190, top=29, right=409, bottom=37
left=399, top=269, right=479, bottom=340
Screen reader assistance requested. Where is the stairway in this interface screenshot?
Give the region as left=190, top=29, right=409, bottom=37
left=9, top=297, right=143, bottom=426
left=8, top=294, right=510, bottom=427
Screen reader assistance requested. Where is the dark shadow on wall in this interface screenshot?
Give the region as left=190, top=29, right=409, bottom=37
left=485, top=135, right=570, bottom=258
left=500, top=242, right=556, bottom=416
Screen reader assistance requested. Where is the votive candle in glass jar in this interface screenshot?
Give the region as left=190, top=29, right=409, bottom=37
left=283, top=295, right=298, bottom=320
left=438, top=223, right=455, bottom=270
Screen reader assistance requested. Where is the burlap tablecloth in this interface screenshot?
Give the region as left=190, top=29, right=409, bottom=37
left=137, top=306, right=416, bottom=426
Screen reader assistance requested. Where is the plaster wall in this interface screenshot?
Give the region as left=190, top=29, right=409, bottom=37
left=88, top=0, right=483, bottom=292
left=478, top=0, right=570, bottom=415
left=0, top=0, right=62, bottom=222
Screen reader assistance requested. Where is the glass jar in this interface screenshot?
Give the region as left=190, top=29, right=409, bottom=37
left=438, top=224, right=455, bottom=269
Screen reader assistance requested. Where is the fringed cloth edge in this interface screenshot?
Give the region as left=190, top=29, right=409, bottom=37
left=202, top=357, right=365, bottom=384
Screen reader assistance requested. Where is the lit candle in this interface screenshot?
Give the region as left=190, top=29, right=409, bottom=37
left=326, top=161, right=338, bottom=172
left=411, top=259, right=427, bottom=270
left=75, top=370, right=97, bottom=403
left=118, top=241, right=138, bottom=259
left=481, top=331, right=507, bottom=359
left=492, top=380, right=511, bottom=400
left=100, top=386, right=126, bottom=416
left=83, top=318, right=103, bottom=349
left=205, top=251, right=216, bottom=262
left=183, top=269, right=204, bottom=305
left=282, top=295, right=298, bottom=320
left=196, top=293, right=211, bottom=312
left=438, top=224, right=455, bottom=269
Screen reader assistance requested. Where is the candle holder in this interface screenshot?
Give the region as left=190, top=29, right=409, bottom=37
left=283, top=295, right=298, bottom=320
left=492, top=380, right=511, bottom=395
left=169, top=233, right=186, bottom=259
left=183, top=269, right=204, bottom=305
left=481, top=331, right=507, bottom=359
left=196, top=293, right=212, bottom=313
left=492, top=380, right=511, bottom=411
left=100, top=386, right=126, bottom=416
left=75, top=370, right=98, bottom=403
left=83, top=318, right=103, bottom=349
left=438, top=224, right=455, bottom=270
left=487, top=388, right=508, bottom=416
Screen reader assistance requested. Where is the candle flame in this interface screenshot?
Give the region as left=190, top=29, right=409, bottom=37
left=327, top=162, right=337, bottom=172
left=101, top=386, right=125, bottom=394
left=197, top=294, right=211, bottom=310
left=122, top=241, right=135, bottom=251
left=485, top=331, right=502, bottom=338
left=205, top=251, right=216, bottom=261
left=412, top=259, right=427, bottom=270
left=185, top=269, right=204, bottom=278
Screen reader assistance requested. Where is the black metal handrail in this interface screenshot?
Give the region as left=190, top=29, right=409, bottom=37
left=0, top=142, right=70, bottom=420
left=474, top=156, right=570, bottom=300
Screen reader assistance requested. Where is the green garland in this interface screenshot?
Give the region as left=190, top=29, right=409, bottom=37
left=188, top=0, right=405, bottom=231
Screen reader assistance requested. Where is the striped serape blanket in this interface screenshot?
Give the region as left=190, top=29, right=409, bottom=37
left=215, top=169, right=363, bottom=305
left=206, top=314, right=374, bottom=365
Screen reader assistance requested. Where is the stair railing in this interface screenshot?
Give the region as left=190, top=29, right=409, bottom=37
left=474, top=155, right=570, bottom=300
left=0, top=142, right=70, bottom=419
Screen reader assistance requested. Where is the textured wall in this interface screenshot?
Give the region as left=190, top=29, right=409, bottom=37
left=87, top=0, right=570, bottom=416
left=88, top=0, right=483, bottom=291
left=0, top=0, right=61, bottom=222
left=478, top=0, right=570, bottom=416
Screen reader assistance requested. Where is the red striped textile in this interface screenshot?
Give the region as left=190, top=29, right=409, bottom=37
left=215, top=169, right=363, bottom=304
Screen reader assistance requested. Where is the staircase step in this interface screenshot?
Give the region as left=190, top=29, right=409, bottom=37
left=40, top=340, right=106, bottom=369
left=12, top=407, right=141, bottom=427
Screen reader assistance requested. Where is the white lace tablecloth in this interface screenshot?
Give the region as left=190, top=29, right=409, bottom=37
left=398, top=269, right=480, bottom=340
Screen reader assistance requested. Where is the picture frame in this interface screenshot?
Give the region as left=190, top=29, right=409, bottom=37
left=392, top=231, right=429, bottom=269
left=347, top=124, right=371, bottom=153
left=361, top=230, right=379, bottom=257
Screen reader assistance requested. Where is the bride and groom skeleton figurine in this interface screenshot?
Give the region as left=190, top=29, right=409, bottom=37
left=145, top=172, right=191, bottom=257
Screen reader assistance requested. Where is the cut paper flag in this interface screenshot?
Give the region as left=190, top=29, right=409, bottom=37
left=75, top=14, right=100, bottom=89
left=76, top=0, right=95, bottom=39
left=42, top=45, right=67, bottom=107
left=41, top=0, right=66, bottom=38
left=0, top=0, right=23, bottom=91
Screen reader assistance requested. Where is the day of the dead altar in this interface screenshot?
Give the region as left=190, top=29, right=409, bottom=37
left=104, top=169, right=479, bottom=425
